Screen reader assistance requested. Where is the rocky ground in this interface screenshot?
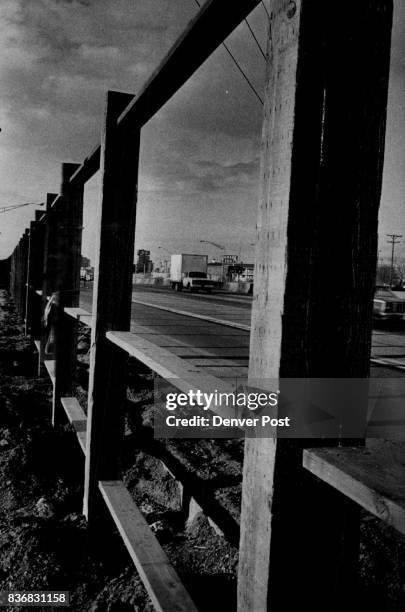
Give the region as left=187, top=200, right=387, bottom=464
left=0, top=292, right=239, bottom=611
left=0, top=290, right=404, bottom=611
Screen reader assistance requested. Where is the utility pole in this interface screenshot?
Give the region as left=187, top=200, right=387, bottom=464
left=387, top=234, right=402, bottom=286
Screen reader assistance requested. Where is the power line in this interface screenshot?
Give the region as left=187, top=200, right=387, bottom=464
left=245, top=17, right=266, bottom=60
left=191, top=0, right=263, bottom=105
left=221, top=42, right=263, bottom=104
left=261, top=0, right=270, bottom=19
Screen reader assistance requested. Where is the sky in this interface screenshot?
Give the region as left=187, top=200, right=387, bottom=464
left=0, top=0, right=404, bottom=268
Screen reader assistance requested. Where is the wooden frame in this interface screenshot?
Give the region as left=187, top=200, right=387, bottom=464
left=4, top=0, right=396, bottom=610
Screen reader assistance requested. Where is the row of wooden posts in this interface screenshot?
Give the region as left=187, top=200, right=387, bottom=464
left=4, top=0, right=396, bottom=609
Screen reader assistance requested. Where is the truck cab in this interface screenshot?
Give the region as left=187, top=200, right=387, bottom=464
left=181, top=271, right=215, bottom=293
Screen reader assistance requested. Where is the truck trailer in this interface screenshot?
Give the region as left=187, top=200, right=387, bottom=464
left=170, top=254, right=220, bottom=293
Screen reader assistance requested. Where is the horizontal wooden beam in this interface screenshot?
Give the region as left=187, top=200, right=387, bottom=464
left=69, top=0, right=261, bottom=186
left=64, top=306, right=92, bottom=327
left=116, top=0, right=261, bottom=130
left=303, top=440, right=405, bottom=535
left=69, top=144, right=102, bottom=186
left=77, top=431, right=87, bottom=454
left=61, top=397, right=87, bottom=454
left=106, top=330, right=242, bottom=418
left=99, top=480, right=197, bottom=612
left=61, top=397, right=87, bottom=431
left=44, top=360, right=56, bottom=385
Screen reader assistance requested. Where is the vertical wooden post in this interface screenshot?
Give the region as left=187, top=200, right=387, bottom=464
left=238, top=1, right=393, bottom=611
left=12, top=243, right=17, bottom=308
left=9, top=250, right=14, bottom=297
left=15, top=239, right=22, bottom=315
left=31, top=211, right=46, bottom=340
left=25, top=221, right=37, bottom=335
left=21, top=230, right=29, bottom=321
left=13, top=246, right=17, bottom=298
left=39, top=194, right=58, bottom=373
left=83, top=90, right=139, bottom=520
left=52, top=163, right=83, bottom=425
left=25, top=210, right=47, bottom=338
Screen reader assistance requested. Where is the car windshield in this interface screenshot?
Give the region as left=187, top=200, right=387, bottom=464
left=189, top=272, right=206, bottom=278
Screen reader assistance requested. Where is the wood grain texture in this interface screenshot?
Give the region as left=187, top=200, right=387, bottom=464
left=303, top=440, right=405, bottom=534
left=99, top=480, right=197, bottom=612
left=106, top=331, right=241, bottom=411
left=83, top=91, right=140, bottom=521
left=44, top=360, right=56, bottom=385
left=61, top=397, right=87, bottom=432
left=238, top=0, right=393, bottom=610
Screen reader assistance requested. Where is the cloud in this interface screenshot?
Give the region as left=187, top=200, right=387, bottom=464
left=0, top=0, right=404, bottom=263
left=0, top=0, right=196, bottom=161
left=391, top=0, right=405, bottom=68
left=139, top=143, right=260, bottom=197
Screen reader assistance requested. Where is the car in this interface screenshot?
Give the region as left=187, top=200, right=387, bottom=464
left=373, top=288, right=405, bottom=321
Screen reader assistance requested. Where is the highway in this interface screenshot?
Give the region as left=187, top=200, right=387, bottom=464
left=79, top=285, right=250, bottom=380
left=77, top=284, right=405, bottom=438
left=79, top=284, right=405, bottom=370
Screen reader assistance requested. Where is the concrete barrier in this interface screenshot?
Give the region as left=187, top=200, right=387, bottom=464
left=133, top=278, right=252, bottom=294
left=223, top=281, right=253, bottom=294
left=133, top=277, right=171, bottom=287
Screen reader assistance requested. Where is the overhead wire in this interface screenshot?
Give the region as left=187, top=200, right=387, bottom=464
left=260, top=0, right=270, bottom=19
left=191, top=0, right=264, bottom=105
left=221, top=42, right=263, bottom=104
left=244, top=17, right=266, bottom=60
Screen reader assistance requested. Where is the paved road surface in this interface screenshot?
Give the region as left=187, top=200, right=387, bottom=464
left=79, top=284, right=405, bottom=368
left=78, top=284, right=405, bottom=438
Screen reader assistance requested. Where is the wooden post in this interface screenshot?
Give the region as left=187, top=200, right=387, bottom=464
left=52, top=163, right=83, bottom=425
left=15, top=239, right=22, bottom=316
left=39, top=194, right=58, bottom=373
left=83, top=90, right=139, bottom=520
left=25, top=221, right=37, bottom=335
left=238, top=1, right=393, bottom=610
left=9, top=249, right=14, bottom=298
left=11, top=243, right=17, bottom=308
left=20, top=230, right=29, bottom=321
left=31, top=211, right=46, bottom=340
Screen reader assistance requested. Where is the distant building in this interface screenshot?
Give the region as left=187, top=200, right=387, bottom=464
left=207, top=261, right=223, bottom=281
left=136, top=249, right=153, bottom=274
left=227, top=263, right=254, bottom=282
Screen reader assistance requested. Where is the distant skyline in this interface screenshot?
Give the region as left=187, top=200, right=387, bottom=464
left=1, top=0, right=404, bottom=266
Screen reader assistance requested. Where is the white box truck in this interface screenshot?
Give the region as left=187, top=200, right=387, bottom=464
left=170, top=254, right=219, bottom=293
